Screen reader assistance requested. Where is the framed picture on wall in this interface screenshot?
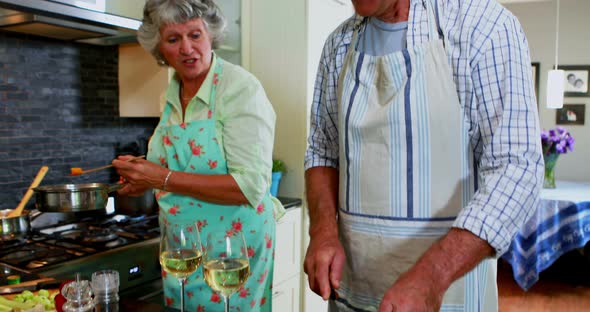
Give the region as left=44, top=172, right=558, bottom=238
left=558, top=65, right=590, bottom=97
left=531, top=62, right=540, bottom=104
left=556, top=104, right=585, bottom=125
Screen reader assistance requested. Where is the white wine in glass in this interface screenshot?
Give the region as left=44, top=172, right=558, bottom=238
left=203, top=231, right=250, bottom=312
left=159, top=221, right=202, bottom=312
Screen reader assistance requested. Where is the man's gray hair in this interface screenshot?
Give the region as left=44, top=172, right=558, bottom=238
left=137, top=0, right=226, bottom=66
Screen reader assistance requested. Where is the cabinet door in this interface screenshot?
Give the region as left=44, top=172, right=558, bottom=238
left=213, top=0, right=249, bottom=66
left=303, top=274, right=329, bottom=312
left=301, top=208, right=329, bottom=312
left=273, top=207, right=302, bottom=285
left=118, top=44, right=169, bottom=117
left=272, top=275, right=301, bottom=312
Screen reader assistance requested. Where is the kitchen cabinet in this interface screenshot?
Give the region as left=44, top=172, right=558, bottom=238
left=302, top=212, right=329, bottom=312
left=273, top=206, right=302, bottom=283
left=118, top=43, right=169, bottom=117
left=273, top=274, right=301, bottom=312
left=272, top=205, right=302, bottom=311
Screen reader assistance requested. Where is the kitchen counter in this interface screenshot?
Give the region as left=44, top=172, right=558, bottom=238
left=277, top=197, right=302, bottom=209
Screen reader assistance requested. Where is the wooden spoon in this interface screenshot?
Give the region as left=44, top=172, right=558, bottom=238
left=7, top=166, right=49, bottom=218
left=70, top=155, right=145, bottom=176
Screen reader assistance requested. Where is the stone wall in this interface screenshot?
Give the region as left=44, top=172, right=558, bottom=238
left=0, top=32, right=158, bottom=210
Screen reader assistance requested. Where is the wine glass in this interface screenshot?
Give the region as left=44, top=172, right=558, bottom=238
left=203, top=230, right=250, bottom=312
left=159, top=221, right=202, bottom=312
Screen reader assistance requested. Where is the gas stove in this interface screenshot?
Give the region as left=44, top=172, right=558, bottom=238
left=0, top=213, right=162, bottom=296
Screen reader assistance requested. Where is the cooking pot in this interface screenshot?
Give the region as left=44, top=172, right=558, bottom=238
left=33, top=183, right=123, bottom=213
left=115, top=189, right=158, bottom=216
left=0, top=209, right=32, bottom=240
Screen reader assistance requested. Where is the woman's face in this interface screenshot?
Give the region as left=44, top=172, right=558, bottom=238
left=159, top=18, right=213, bottom=83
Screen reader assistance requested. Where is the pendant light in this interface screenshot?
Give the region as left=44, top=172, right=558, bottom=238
left=546, top=0, right=564, bottom=109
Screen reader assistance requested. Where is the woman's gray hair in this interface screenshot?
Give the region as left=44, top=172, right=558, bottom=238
left=137, top=0, right=227, bottom=66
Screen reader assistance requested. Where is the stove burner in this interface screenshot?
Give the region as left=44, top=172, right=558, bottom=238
left=60, top=228, right=119, bottom=244
left=26, top=252, right=75, bottom=269
left=1, top=250, right=35, bottom=262
left=27, top=260, right=48, bottom=269
left=104, top=238, right=128, bottom=248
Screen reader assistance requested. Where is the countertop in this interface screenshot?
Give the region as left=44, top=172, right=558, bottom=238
left=277, top=197, right=302, bottom=209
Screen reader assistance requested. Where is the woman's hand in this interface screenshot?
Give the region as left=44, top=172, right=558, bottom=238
left=117, top=183, right=149, bottom=196
left=112, top=155, right=169, bottom=191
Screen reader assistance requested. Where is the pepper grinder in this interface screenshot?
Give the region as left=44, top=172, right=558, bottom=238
left=61, top=273, right=94, bottom=312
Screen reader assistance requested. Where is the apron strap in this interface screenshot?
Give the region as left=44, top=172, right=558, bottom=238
left=208, top=55, right=224, bottom=115
left=424, top=0, right=439, bottom=41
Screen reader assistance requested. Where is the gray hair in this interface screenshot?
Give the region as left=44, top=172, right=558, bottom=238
left=137, top=0, right=227, bottom=66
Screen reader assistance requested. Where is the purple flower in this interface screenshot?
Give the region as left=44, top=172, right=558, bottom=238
left=556, top=141, right=566, bottom=153
left=541, top=127, right=575, bottom=156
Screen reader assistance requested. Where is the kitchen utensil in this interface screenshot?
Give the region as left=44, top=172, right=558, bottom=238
left=115, top=189, right=157, bottom=216
left=62, top=275, right=94, bottom=312
left=70, top=155, right=145, bottom=176
left=0, top=278, right=60, bottom=295
left=33, top=183, right=124, bottom=213
left=7, top=166, right=49, bottom=218
left=91, top=269, right=120, bottom=311
left=0, top=209, right=32, bottom=240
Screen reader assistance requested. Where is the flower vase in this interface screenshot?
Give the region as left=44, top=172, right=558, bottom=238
left=543, top=153, right=559, bottom=189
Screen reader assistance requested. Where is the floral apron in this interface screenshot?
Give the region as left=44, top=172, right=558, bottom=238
left=331, top=1, right=497, bottom=311
left=147, top=59, right=276, bottom=312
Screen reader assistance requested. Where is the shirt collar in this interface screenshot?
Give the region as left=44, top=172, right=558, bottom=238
left=166, top=53, right=218, bottom=109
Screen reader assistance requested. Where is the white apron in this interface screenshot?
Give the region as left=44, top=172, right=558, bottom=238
left=331, top=1, right=498, bottom=311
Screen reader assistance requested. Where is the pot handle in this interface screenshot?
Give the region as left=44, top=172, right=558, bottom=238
left=107, top=183, right=125, bottom=193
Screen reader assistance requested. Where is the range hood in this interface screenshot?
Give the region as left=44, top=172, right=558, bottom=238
left=0, top=0, right=142, bottom=45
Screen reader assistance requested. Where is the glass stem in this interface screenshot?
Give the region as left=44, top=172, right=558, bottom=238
left=224, top=295, right=230, bottom=312
left=179, top=278, right=186, bottom=312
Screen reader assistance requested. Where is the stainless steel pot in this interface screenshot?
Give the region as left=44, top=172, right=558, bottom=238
left=33, top=183, right=123, bottom=213
left=115, top=189, right=158, bottom=216
left=0, top=209, right=31, bottom=240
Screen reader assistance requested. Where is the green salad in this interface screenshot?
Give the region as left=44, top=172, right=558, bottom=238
left=0, top=290, right=57, bottom=312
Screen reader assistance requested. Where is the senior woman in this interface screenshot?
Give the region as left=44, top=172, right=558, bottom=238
left=112, top=0, right=284, bottom=311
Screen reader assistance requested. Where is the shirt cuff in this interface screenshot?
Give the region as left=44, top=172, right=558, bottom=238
left=230, top=171, right=267, bottom=208
left=453, top=206, right=512, bottom=257
left=304, top=153, right=339, bottom=170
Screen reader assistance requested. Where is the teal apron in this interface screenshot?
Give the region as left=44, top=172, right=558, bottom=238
left=147, top=58, right=276, bottom=312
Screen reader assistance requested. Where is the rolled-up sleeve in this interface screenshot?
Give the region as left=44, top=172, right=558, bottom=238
left=453, top=16, right=544, bottom=256
left=219, top=72, right=275, bottom=208
left=305, top=33, right=346, bottom=170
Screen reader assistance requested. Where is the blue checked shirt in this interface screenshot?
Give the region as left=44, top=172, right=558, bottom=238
left=304, top=0, right=544, bottom=255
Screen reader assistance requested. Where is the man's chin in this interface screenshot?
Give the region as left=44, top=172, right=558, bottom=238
left=352, top=4, right=378, bottom=17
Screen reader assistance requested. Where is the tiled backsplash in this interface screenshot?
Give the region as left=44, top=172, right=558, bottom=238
left=0, top=32, right=159, bottom=210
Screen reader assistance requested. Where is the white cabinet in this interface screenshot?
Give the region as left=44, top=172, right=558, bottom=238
left=272, top=206, right=303, bottom=311
left=273, top=274, right=301, bottom=312
left=118, top=43, right=169, bottom=117
left=302, top=209, right=329, bottom=312
left=274, top=206, right=302, bottom=283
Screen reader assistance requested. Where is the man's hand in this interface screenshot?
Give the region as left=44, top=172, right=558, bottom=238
left=304, top=166, right=342, bottom=300
left=304, top=232, right=346, bottom=300
left=379, top=228, right=494, bottom=311
left=378, top=266, right=444, bottom=312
